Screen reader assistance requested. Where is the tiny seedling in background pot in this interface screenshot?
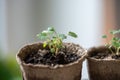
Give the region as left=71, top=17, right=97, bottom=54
left=87, top=29, right=120, bottom=80
left=37, top=27, right=78, bottom=55
left=102, top=29, right=120, bottom=55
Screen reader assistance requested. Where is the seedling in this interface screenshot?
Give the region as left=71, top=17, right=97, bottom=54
left=102, top=29, right=120, bottom=55
left=37, top=27, right=78, bottom=55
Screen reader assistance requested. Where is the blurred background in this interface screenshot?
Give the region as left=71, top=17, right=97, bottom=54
left=0, top=0, right=119, bottom=79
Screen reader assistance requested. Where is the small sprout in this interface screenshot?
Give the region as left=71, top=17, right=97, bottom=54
left=102, top=35, right=107, bottom=38
left=37, top=34, right=46, bottom=40
left=59, top=34, right=67, bottom=40
left=68, top=31, right=78, bottom=38
left=50, top=48, right=55, bottom=54
left=43, top=41, right=47, bottom=47
left=37, top=27, right=78, bottom=55
left=47, top=27, right=55, bottom=31
left=110, top=29, right=120, bottom=34
left=102, top=29, right=120, bottom=55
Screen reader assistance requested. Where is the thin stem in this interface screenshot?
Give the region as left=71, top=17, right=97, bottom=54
left=109, top=47, right=114, bottom=54
left=55, top=48, right=58, bottom=55
left=117, top=47, right=120, bottom=55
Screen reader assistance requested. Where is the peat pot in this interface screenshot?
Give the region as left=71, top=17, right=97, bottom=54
left=87, top=46, right=120, bottom=80
left=16, top=42, right=86, bottom=80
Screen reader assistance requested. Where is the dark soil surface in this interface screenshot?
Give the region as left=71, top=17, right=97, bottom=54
left=89, top=47, right=120, bottom=60
left=112, top=55, right=120, bottom=59
left=91, top=52, right=108, bottom=59
left=24, top=49, right=80, bottom=66
left=91, top=52, right=120, bottom=60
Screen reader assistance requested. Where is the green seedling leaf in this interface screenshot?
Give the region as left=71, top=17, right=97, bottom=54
left=53, top=39, right=57, bottom=44
left=102, top=29, right=120, bottom=55
left=113, top=37, right=120, bottom=41
left=48, top=27, right=55, bottom=32
left=42, top=30, right=54, bottom=35
left=37, top=32, right=46, bottom=37
left=59, top=34, right=67, bottom=40
left=110, top=29, right=120, bottom=34
left=57, top=44, right=62, bottom=48
left=43, top=42, right=47, bottom=47
left=37, top=33, right=47, bottom=40
left=42, top=30, right=48, bottom=34
left=37, top=27, right=78, bottom=55
left=68, top=31, right=78, bottom=38
left=50, top=48, right=55, bottom=53
left=102, top=35, right=107, bottom=38
left=112, top=41, right=119, bottom=48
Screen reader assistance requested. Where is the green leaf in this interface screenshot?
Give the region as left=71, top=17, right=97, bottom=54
left=48, top=27, right=55, bottom=32
left=42, top=30, right=54, bottom=35
left=57, top=44, right=62, bottom=48
left=40, top=36, right=47, bottom=40
left=42, top=30, right=48, bottom=34
left=68, top=31, right=78, bottom=38
left=50, top=48, right=55, bottom=53
left=110, top=30, right=117, bottom=34
left=52, top=36, right=57, bottom=39
left=37, top=33, right=46, bottom=37
left=48, top=42, right=53, bottom=48
left=48, top=31, right=54, bottom=34
left=112, top=41, right=120, bottom=48
left=112, top=37, right=119, bottom=41
left=36, top=33, right=47, bottom=40
left=53, top=39, right=57, bottom=44
left=102, top=35, right=107, bottom=38
left=43, top=42, right=47, bottom=47
left=110, top=29, right=120, bottom=34
left=59, top=34, right=67, bottom=40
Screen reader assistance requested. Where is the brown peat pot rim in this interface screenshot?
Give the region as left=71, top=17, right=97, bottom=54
left=16, top=42, right=87, bottom=69
left=87, top=45, right=120, bottom=62
left=87, top=57, right=120, bottom=62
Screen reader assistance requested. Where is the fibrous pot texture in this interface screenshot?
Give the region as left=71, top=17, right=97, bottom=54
left=87, top=46, right=120, bottom=80
left=16, top=42, right=86, bottom=80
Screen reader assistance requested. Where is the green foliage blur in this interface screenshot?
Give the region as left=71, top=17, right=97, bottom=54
left=0, top=50, right=22, bottom=80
